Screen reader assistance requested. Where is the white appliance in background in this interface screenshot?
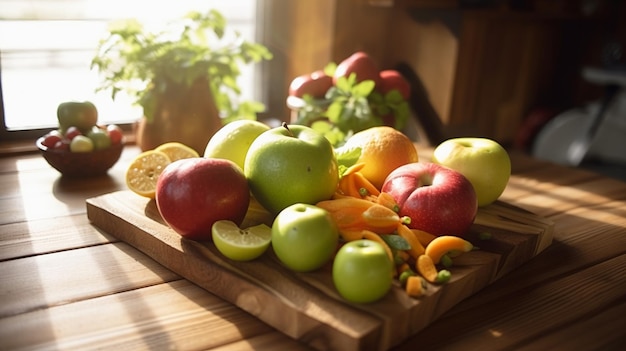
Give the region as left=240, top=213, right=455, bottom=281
left=532, top=67, right=626, bottom=167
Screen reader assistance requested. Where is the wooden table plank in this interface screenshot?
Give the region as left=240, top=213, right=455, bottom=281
left=393, top=254, right=626, bottom=350
left=0, top=242, right=179, bottom=318
left=0, top=213, right=116, bottom=261
left=0, top=280, right=309, bottom=351
left=515, top=301, right=626, bottom=351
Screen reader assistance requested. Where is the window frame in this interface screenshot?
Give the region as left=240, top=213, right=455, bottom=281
left=0, top=0, right=268, bottom=144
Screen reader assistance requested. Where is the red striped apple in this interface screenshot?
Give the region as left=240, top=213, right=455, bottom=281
left=382, top=162, right=477, bottom=237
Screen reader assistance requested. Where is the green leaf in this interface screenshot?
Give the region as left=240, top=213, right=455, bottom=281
left=335, top=75, right=352, bottom=93
left=323, top=62, right=337, bottom=76
left=334, top=146, right=362, bottom=172
left=352, top=79, right=375, bottom=97
left=310, top=121, right=345, bottom=148
left=384, top=89, right=405, bottom=104
left=325, top=101, right=344, bottom=123
left=381, top=235, right=411, bottom=251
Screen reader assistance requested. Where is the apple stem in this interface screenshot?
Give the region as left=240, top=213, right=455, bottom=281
left=282, top=122, right=295, bottom=137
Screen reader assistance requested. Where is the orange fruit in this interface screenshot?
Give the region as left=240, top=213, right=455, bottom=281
left=342, top=126, right=418, bottom=189
left=125, top=150, right=172, bottom=198
left=155, top=142, right=199, bottom=162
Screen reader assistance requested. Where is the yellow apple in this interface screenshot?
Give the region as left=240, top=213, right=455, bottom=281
left=203, top=120, right=270, bottom=171
left=432, top=137, right=511, bottom=207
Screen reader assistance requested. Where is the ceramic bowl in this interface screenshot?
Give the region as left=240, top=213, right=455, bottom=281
left=36, top=137, right=124, bottom=177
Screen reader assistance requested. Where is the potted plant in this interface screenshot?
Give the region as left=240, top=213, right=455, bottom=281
left=90, top=9, right=273, bottom=154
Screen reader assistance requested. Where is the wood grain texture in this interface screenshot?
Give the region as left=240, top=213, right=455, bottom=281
left=0, top=280, right=308, bottom=351
left=86, top=190, right=553, bottom=351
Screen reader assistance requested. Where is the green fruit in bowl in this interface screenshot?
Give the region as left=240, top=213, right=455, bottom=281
left=57, top=101, right=98, bottom=134
left=244, top=124, right=339, bottom=215
left=87, top=127, right=112, bottom=150
left=271, top=203, right=339, bottom=272
left=203, top=119, right=270, bottom=171
left=70, top=135, right=94, bottom=153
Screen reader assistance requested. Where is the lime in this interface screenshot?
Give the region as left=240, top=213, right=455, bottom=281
left=211, top=220, right=272, bottom=261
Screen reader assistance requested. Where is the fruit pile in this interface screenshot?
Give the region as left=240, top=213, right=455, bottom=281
left=124, top=95, right=511, bottom=305
left=288, top=51, right=411, bottom=146
left=40, top=101, right=124, bottom=152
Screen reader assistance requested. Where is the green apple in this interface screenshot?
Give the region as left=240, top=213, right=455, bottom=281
left=70, top=135, right=94, bottom=153
left=87, top=127, right=112, bottom=150
left=244, top=124, right=339, bottom=215
left=57, top=101, right=98, bottom=134
left=271, top=203, right=339, bottom=272
left=432, top=137, right=511, bottom=207
left=203, top=119, right=270, bottom=170
left=333, top=239, right=394, bottom=303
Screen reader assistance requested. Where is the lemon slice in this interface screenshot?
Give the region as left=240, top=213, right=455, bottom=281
left=212, top=220, right=272, bottom=261
left=155, top=142, right=199, bottom=162
left=125, top=150, right=172, bottom=198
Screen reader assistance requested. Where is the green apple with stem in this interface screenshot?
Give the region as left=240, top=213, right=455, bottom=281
left=271, top=203, right=339, bottom=272
left=57, top=101, right=98, bottom=134
left=333, top=239, right=394, bottom=303
left=204, top=119, right=270, bottom=171
left=244, top=123, right=339, bottom=215
left=432, top=137, right=511, bottom=207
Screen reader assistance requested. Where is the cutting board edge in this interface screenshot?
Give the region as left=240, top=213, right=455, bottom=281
left=85, top=190, right=554, bottom=351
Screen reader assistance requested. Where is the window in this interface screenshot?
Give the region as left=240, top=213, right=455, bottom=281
left=0, top=0, right=260, bottom=140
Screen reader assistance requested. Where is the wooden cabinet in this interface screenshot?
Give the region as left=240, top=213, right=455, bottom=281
left=384, top=1, right=619, bottom=145
left=261, top=0, right=622, bottom=145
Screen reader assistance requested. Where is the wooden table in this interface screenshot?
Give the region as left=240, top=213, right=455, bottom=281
left=1, top=144, right=625, bottom=350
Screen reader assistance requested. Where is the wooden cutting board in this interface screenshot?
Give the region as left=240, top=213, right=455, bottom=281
left=86, top=190, right=553, bottom=351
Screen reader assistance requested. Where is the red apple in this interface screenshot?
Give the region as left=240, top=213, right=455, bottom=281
left=64, top=126, right=82, bottom=141
left=381, top=162, right=477, bottom=237
left=156, top=157, right=250, bottom=241
left=289, top=70, right=333, bottom=99
left=377, top=70, right=410, bottom=100
left=333, top=51, right=380, bottom=86
left=41, top=130, right=63, bottom=148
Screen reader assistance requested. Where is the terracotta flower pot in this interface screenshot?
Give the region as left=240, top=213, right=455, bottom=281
left=135, top=76, right=223, bottom=155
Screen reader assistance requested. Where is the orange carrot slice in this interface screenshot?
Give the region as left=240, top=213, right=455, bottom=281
left=411, top=228, right=437, bottom=247
left=405, top=276, right=426, bottom=298
left=362, top=204, right=400, bottom=232
left=376, top=192, right=399, bottom=212
left=396, top=224, right=426, bottom=259
left=424, top=235, right=473, bottom=264
left=416, top=254, right=438, bottom=283
left=352, top=171, right=380, bottom=197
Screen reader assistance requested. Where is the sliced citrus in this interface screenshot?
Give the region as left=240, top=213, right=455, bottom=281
left=155, top=142, right=199, bottom=162
left=212, top=220, right=272, bottom=261
left=125, top=150, right=172, bottom=198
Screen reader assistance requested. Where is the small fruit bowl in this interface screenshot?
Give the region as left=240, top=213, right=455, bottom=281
left=36, top=137, right=124, bottom=177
